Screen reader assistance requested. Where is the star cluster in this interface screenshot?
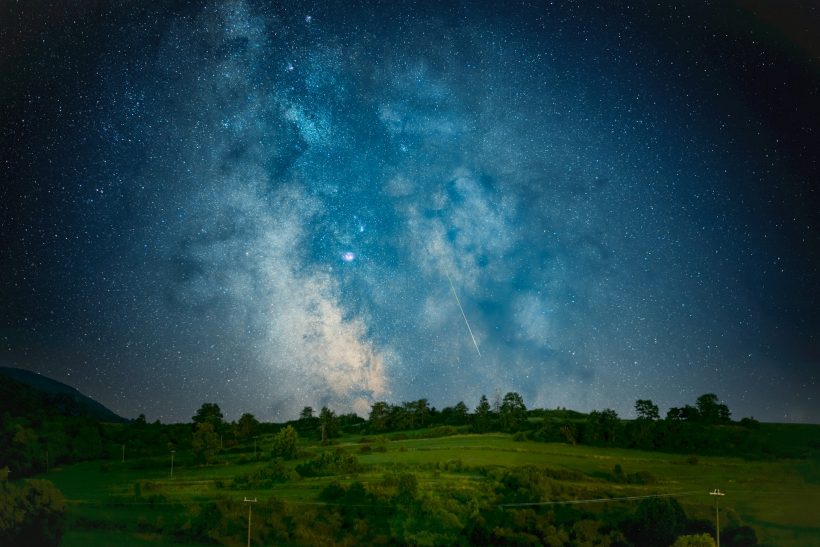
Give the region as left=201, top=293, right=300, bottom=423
left=2, top=1, right=817, bottom=422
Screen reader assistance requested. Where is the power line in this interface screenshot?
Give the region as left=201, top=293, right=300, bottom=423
left=64, top=489, right=720, bottom=510
left=499, top=490, right=703, bottom=508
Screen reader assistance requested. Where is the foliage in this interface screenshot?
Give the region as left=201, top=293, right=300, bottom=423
left=673, top=533, right=717, bottom=546
left=319, top=406, right=339, bottom=442
left=0, top=479, right=66, bottom=547
left=585, top=408, right=620, bottom=444
left=623, top=496, right=688, bottom=547
left=295, top=449, right=361, bottom=477
left=473, top=394, right=493, bottom=432
left=270, top=425, right=299, bottom=460
left=231, top=460, right=298, bottom=488
left=191, top=403, right=224, bottom=430
left=635, top=399, right=660, bottom=421
left=235, top=413, right=259, bottom=440
left=191, top=422, right=220, bottom=465
left=499, top=392, right=527, bottom=432
left=368, top=401, right=390, bottom=431
left=696, top=394, right=732, bottom=424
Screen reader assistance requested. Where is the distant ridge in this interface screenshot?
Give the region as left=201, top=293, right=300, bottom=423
left=0, top=366, right=127, bottom=423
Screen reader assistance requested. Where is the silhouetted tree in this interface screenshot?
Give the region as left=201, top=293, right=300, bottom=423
left=319, top=407, right=339, bottom=442
left=413, top=398, right=430, bottom=426
left=474, top=395, right=492, bottom=432
left=191, top=422, right=220, bottom=464
left=696, top=394, right=731, bottom=424
left=450, top=401, right=469, bottom=425
left=236, top=413, right=259, bottom=440
left=586, top=409, right=620, bottom=444
left=192, top=403, right=224, bottom=429
left=499, top=392, right=527, bottom=431
left=635, top=399, right=660, bottom=421
left=368, top=401, right=390, bottom=431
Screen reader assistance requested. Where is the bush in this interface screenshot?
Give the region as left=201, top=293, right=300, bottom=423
left=295, top=450, right=361, bottom=477
left=623, top=497, right=687, bottom=547
left=271, top=425, right=299, bottom=460
left=0, top=480, right=66, bottom=547
left=233, top=460, right=298, bottom=488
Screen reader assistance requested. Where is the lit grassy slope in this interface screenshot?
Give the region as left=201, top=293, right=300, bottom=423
left=47, top=432, right=820, bottom=546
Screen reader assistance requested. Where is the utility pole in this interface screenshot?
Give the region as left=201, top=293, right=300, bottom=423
left=170, top=449, right=176, bottom=478
left=710, top=489, right=725, bottom=547
left=244, top=497, right=257, bottom=547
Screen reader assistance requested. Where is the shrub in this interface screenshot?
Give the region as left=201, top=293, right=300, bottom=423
left=295, top=450, right=361, bottom=477
left=233, top=460, right=298, bottom=488
left=0, top=479, right=66, bottom=547
left=271, top=425, right=299, bottom=460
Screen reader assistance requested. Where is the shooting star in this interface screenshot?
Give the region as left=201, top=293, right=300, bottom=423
left=446, top=272, right=481, bottom=357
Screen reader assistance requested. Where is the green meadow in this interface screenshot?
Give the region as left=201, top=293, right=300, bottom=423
left=44, top=432, right=820, bottom=546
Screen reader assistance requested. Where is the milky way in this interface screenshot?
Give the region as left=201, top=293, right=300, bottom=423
left=2, top=1, right=818, bottom=422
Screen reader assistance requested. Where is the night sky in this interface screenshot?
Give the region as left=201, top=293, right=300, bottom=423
left=2, top=1, right=818, bottom=423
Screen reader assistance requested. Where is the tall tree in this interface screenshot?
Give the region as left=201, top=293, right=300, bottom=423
left=191, top=422, right=220, bottom=464
left=414, top=399, right=430, bottom=427
left=192, top=403, right=224, bottom=429
left=499, top=392, right=527, bottom=431
left=452, top=401, right=469, bottom=425
left=695, top=394, right=731, bottom=424
left=474, top=395, right=492, bottom=432
left=635, top=399, right=660, bottom=421
left=319, top=406, right=339, bottom=442
left=368, top=401, right=390, bottom=431
left=587, top=409, right=620, bottom=444
left=236, top=413, right=259, bottom=440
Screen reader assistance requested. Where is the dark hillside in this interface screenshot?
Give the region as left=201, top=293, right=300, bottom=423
left=0, top=366, right=126, bottom=423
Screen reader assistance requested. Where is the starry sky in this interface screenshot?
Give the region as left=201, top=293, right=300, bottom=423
left=2, top=1, right=818, bottom=423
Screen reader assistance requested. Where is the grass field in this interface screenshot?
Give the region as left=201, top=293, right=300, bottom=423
left=45, top=432, right=820, bottom=546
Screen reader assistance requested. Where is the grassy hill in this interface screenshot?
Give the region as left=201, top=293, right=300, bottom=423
left=39, top=429, right=820, bottom=546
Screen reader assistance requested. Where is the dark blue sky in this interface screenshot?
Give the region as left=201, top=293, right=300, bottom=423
left=2, top=1, right=818, bottom=423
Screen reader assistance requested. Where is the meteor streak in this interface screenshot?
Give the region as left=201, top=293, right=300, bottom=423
left=446, top=272, right=481, bottom=357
